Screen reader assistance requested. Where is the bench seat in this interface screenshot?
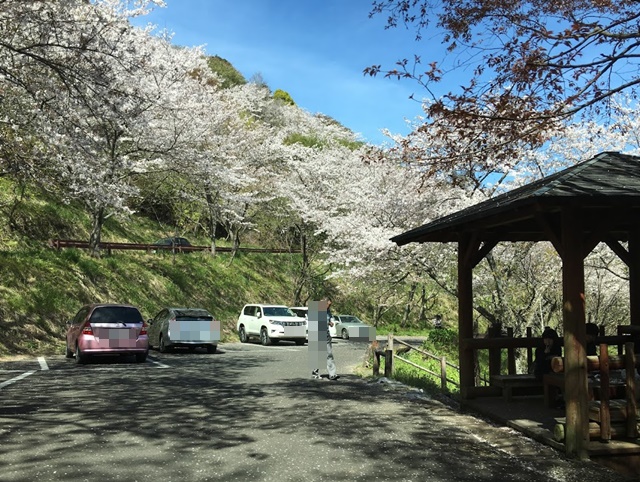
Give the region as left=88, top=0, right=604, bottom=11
left=491, top=374, right=543, bottom=401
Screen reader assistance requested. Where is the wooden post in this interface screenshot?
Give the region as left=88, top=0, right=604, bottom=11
left=617, top=325, right=624, bottom=356
left=599, top=344, right=611, bottom=442
left=440, top=356, right=447, bottom=391
left=630, top=232, right=640, bottom=328
left=488, top=324, right=502, bottom=380
left=561, top=207, right=589, bottom=460
left=373, top=350, right=380, bottom=376
left=458, top=234, right=478, bottom=400
left=384, top=332, right=394, bottom=378
left=507, top=327, right=516, bottom=374
left=526, top=326, right=533, bottom=371
left=625, top=342, right=638, bottom=438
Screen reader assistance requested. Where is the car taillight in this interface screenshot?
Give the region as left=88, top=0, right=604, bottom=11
left=82, top=324, right=94, bottom=335
left=140, top=323, right=148, bottom=335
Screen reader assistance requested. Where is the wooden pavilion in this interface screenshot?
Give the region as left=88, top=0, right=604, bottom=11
left=391, top=151, right=640, bottom=459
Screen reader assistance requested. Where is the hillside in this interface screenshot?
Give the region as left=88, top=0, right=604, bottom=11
left=0, top=179, right=306, bottom=356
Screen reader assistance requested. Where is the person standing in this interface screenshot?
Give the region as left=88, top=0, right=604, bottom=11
left=311, top=298, right=339, bottom=380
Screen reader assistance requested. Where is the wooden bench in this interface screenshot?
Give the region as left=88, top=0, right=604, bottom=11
left=491, top=374, right=544, bottom=402
left=544, top=372, right=628, bottom=407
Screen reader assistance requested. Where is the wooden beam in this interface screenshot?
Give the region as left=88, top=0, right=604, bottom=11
left=535, top=211, right=563, bottom=256
left=605, top=236, right=631, bottom=266
left=471, top=239, right=498, bottom=267
left=582, top=233, right=601, bottom=258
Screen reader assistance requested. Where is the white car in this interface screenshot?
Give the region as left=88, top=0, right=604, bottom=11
left=289, top=306, right=309, bottom=338
left=237, top=304, right=307, bottom=346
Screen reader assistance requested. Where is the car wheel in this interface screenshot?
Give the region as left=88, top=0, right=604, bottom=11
left=75, top=343, right=87, bottom=365
left=341, top=328, right=349, bottom=340
left=260, top=328, right=272, bottom=346
left=239, top=326, right=248, bottom=343
left=295, top=339, right=305, bottom=346
left=159, top=334, right=168, bottom=353
left=65, top=342, right=74, bottom=358
left=135, top=352, right=148, bottom=363
left=206, top=345, right=217, bottom=354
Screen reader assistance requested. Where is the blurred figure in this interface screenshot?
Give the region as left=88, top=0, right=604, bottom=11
left=534, top=327, right=562, bottom=380
left=585, top=322, right=599, bottom=356
left=309, top=298, right=339, bottom=381
left=433, top=314, right=443, bottom=329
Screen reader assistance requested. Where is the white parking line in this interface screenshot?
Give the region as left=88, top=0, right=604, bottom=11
left=240, top=344, right=302, bottom=352
left=225, top=346, right=302, bottom=353
left=146, top=356, right=171, bottom=368
left=37, top=357, right=49, bottom=371
left=0, top=371, right=36, bottom=389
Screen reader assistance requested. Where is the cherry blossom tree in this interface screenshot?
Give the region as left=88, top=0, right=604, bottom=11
left=367, top=0, right=640, bottom=172
left=0, top=1, right=201, bottom=255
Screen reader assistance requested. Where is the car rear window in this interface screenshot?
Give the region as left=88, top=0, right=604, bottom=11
left=174, top=309, right=213, bottom=321
left=90, top=306, right=143, bottom=324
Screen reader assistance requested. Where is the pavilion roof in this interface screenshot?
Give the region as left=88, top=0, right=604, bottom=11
left=391, top=152, right=640, bottom=245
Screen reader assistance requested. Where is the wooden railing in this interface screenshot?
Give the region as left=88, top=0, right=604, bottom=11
left=372, top=333, right=461, bottom=392
left=460, top=328, right=637, bottom=398
left=48, top=239, right=297, bottom=254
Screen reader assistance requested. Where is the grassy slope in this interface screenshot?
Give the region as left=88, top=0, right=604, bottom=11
left=0, top=180, right=302, bottom=356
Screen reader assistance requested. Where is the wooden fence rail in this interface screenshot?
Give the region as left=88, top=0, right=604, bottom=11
left=373, top=333, right=460, bottom=392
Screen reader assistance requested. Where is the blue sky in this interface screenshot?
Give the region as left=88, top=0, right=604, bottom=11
left=134, top=0, right=435, bottom=146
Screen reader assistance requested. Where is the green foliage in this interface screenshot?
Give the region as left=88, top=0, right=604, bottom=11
left=337, top=138, right=365, bottom=151
left=273, top=89, right=295, bottom=105
left=428, top=327, right=458, bottom=348
left=206, top=55, right=246, bottom=89
left=283, top=132, right=324, bottom=148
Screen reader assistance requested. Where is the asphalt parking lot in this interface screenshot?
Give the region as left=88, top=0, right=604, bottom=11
left=0, top=340, right=630, bottom=482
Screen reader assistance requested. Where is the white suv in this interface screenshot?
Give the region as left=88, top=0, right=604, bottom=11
left=237, top=304, right=307, bottom=346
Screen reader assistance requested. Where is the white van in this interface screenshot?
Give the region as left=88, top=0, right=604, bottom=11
left=237, top=304, right=307, bottom=346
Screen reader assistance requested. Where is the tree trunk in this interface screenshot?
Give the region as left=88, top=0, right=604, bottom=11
left=293, top=227, right=308, bottom=306
left=88, top=206, right=105, bottom=258
left=417, top=286, right=427, bottom=324
left=205, top=187, right=218, bottom=256
left=402, top=283, right=417, bottom=328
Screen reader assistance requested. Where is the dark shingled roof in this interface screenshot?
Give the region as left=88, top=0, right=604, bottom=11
left=391, top=151, right=640, bottom=245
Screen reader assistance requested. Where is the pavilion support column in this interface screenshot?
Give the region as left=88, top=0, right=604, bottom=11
left=629, top=230, right=640, bottom=327
left=561, top=207, right=589, bottom=460
left=458, top=234, right=476, bottom=400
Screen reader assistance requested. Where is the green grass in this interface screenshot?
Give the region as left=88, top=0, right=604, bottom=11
left=0, top=247, right=304, bottom=356
left=0, top=181, right=306, bottom=357
left=371, top=327, right=499, bottom=399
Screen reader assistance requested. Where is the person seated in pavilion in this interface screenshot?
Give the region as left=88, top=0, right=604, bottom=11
left=534, top=327, right=562, bottom=380
left=585, top=322, right=599, bottom=356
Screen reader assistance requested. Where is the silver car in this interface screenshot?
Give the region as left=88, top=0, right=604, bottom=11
left=148, top=307, right=220, bottom=353
left=331, top=314, right=374, bottom=340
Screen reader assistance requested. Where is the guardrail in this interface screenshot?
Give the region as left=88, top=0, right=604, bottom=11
left=48, top=239, right=298, bottom=254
